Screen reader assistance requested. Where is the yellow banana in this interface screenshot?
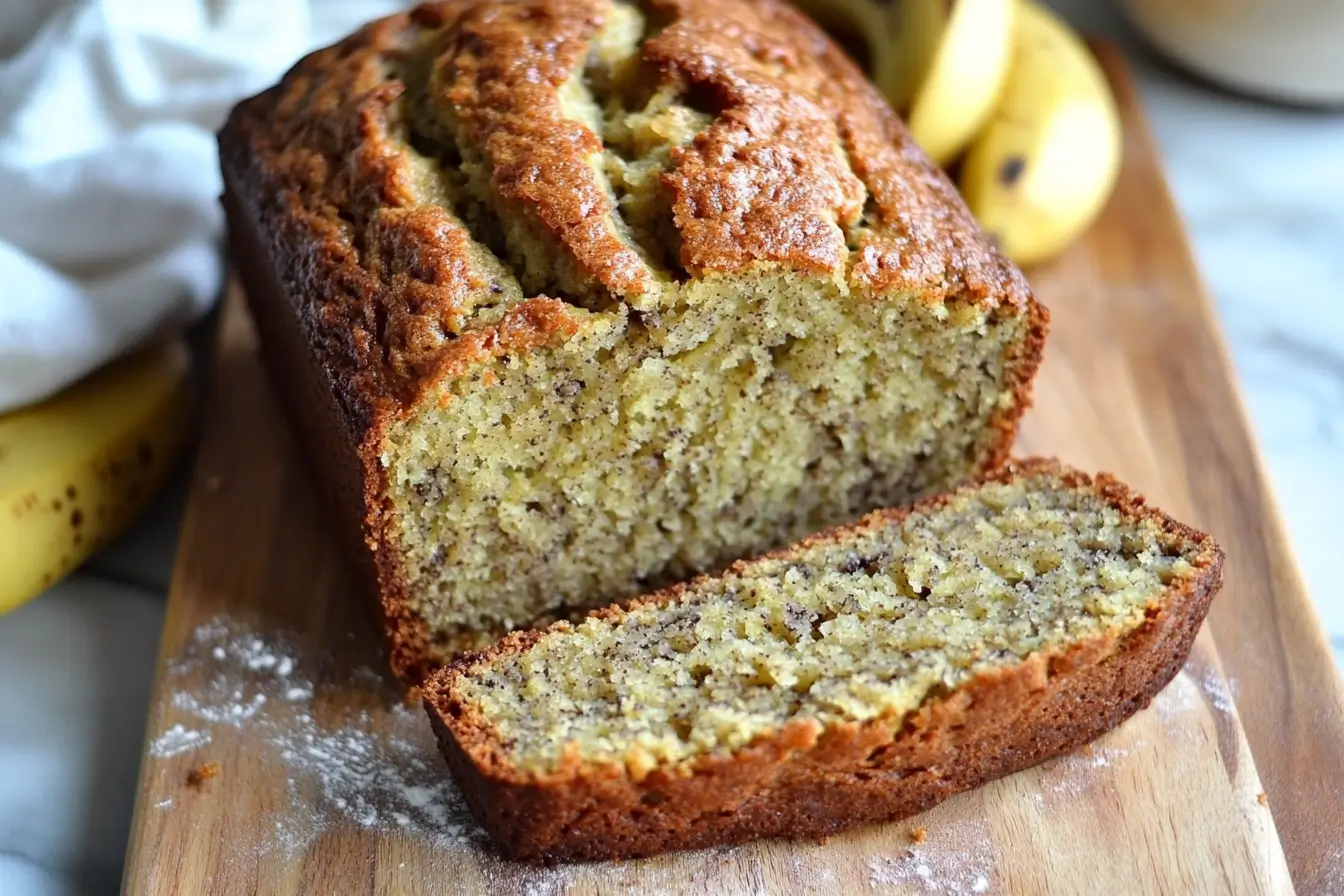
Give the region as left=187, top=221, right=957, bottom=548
left=0, top=340, right=195, bottom=614
left=883, top=0, right=1016, bottom=167
left=959, top=0, right=1122, bottom=267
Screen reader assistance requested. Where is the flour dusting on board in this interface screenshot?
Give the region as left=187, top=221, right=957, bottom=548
left=1199, top=666, right=1236, bottom=715
left=1152, top=664, right=1239, bottom=742
left=271, top=701, right=476, bottom=849
left=1036, top=740, right=1139, bottom=800
left=1153, top=667, right=1203, bottom=722
left=867, top=816, right=997, bottom=894
left=794, top=855, right=839, bottom=887
left=146, top=617, right=486, bottom=857
left=148, top=723, right=211, bottom=758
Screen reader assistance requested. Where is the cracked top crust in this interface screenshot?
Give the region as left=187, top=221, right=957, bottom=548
left=218, top=0, right=1033, bottom=430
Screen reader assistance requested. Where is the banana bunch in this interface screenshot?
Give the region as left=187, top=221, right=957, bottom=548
left=0, top=340, right=195, bottom=615
left=795, top=0, right=1122, bottom=267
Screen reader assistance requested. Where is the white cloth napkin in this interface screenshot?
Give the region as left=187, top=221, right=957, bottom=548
left=0, top=2, right=405, bottom=892
left=0, top=0, right=404, bottom=414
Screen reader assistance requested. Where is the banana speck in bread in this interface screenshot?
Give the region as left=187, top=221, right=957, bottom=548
left=424, top=460, right=1223, bottom=862
left=218, top=0, right=1047, bottom=682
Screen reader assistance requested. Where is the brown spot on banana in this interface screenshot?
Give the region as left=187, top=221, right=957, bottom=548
left=999, top=156, right=1026, bottom=188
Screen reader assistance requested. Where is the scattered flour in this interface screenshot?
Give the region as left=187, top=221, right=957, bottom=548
left=792, top=855, right=840, bottom=887
left=518, top=874, right=572, bottom=896
left=1073, top=744, right=1132, bottom=771
left=147, top=617, right=485, bottom=858
left=1153, top=668, right=1203, bottom=723
left=1035, top=741, right=1137, bottom=800
left=867, top=818, right=997, bottom=894
left=269, top=700, right=478, bottom=852
left=1200, top=666, right=1236, bottom=715
left=1152, top=664, right=1239, bottom=743
left=149, top=723, right=212, bottom=758
left=173, top=688, right=268, bottom=724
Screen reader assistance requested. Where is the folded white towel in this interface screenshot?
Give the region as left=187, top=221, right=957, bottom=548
left=0, top=0, right=403, bottom=413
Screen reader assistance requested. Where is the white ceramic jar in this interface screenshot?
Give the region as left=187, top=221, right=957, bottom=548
left=1122, top=0, right=1344, bottom=105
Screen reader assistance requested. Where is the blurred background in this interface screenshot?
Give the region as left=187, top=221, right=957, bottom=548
left=0, top=0, right=1340, bottom=892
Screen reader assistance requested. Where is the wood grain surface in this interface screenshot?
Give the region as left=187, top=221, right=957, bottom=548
left=122, top=46, right=1341, bottom=895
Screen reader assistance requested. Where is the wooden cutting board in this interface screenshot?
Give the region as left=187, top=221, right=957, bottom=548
left=123, top=46, right=1344, bottom=894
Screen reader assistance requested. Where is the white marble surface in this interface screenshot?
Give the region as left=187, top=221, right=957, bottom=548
left=5, top=4, right=1339, bottom=892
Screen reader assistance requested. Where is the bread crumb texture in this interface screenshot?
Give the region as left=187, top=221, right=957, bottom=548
left=381, top=1, right=1033, bottom=640
left=186, top=762, right=221, bottom=789
left=224, top=0, right=1042, bottom=657
left=456, top=473, right=1199, bottom=773
left=386, top=279, right=1022, bottom=637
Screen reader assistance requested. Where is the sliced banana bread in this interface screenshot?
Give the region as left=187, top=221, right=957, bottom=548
left=424, top=459, right=1223, bottom=862
left=219, top=0, right=1047, bottom=683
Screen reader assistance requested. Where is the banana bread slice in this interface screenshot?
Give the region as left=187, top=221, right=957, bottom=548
left=424, top=459, right=1223, bottom=862
left=219, top=0, right=1048, bottom=683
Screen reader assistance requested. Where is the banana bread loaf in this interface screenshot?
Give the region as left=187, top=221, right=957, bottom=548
left=219, top=0, right=1048, bottom=683
left=424, top=459, right=1223, bottom=862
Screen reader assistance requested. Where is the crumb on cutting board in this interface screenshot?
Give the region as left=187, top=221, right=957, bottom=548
left=187, top=762, right=221, bottom=789
left=910, top=826, right=928, bottom=843
left=1257, top=792, right=1268, bottom=807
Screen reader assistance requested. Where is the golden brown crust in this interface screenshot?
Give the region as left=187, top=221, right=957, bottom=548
left=219, top=0, right=1047, bottom=685
left=218, top=0, right=1036, bottom=408
left=224, top=187, right=434, bottom=678
left=430, top=0, right=660, bottom=298
left=423, top=459, right=1225, bottom=862
left=645, top=0, right=866, bottom=274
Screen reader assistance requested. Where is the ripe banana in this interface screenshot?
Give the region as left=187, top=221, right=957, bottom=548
left=0, top=340, right=194, bottom=614
left=959, top=0, right=1122, bottom=267
left=883, top=0, right=1016, bottom=167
